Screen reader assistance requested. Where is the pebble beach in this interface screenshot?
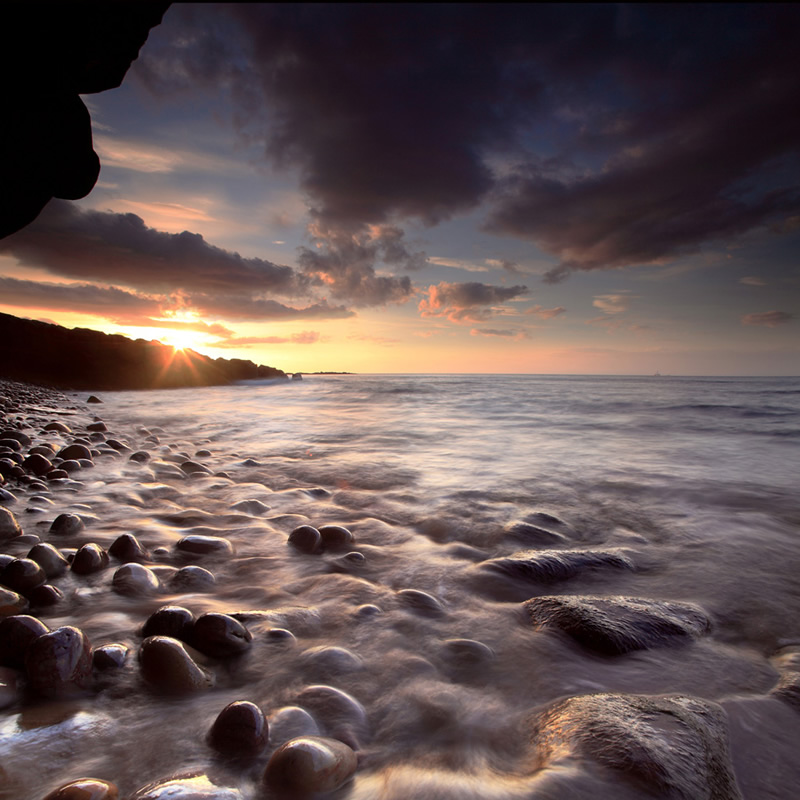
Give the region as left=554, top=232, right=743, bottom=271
left=1, top=374, right=800, bottom=799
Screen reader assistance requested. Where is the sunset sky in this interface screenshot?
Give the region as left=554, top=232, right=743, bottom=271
left=1, top=4, right=798, bottom=375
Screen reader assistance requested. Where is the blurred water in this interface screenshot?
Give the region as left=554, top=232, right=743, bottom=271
left=4, top=374, right=800, bottom=798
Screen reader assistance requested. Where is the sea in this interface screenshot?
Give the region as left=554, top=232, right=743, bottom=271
left=3, top=373, right=800, bottom=798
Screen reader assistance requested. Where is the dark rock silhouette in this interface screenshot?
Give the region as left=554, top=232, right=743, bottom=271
left=0, top=312, right=286, bottom=390
left=0, top=3, right=170, bottom=239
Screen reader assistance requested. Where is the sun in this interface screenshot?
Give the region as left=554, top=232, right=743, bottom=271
left=161, top=329, right=201, bottom=353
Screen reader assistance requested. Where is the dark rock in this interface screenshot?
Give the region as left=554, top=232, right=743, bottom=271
left=129, top=450, right=151, bottom=464
left=0, top=430, right=31, bottom=446
left=28, top=584, right=64, bottom=606
left=176, top=535, right=233, bottom=556
left=0, top=586, right=28, bottom=616
left=71, top=543, right=109, bottom=574
left=47, top=469, right=69, bottom=480
left=524, top=595, right=711, bottom=655
left=268, top=706, right=320, bottom=745
left=295, top=684, right=369, bottom=745
left=288, top=525, right=321, bottom=554
left=0, top=506, right=22, bottom=539
left=49, top=512, right=85, bottom=535
left=92, top=643, right=129, bottom=671
left=1, top=557, right=46, bottom=593
left=56, top=444, right=92, bottom=461
left=170, top=565, right=215, bottom=592
left=481, top=548, right=635, bottom=584
left=139, top=636, right=214, bottom=694
left=105, top=439, right=130, bottom=452
left=263, top=736, right=357, bottom=793
left=319, top=524, right=354, bottom=550
left=441, top=638, right=495, bottom=665
left=528, top=692, right=744, bottom=799
left=86, top=421, right=107, bottom=432
left=142, top=606, right=195, bottom=642
left=397, top=588, right=446, bottom=616
left=112, top=563, right=160, bottom=595
left=0, top=439, right=21, bottom=452
left=505, top=521, right=568, bottom=546
left=42, top=778, right=118, bottom=799
left=209, top=700, right=269, bottom=757
left=87, top=396, right=103, bottom=404
left=22, top=452, right=53, bottom=476
left=27, top=542, right=69, bottom=577
left=43, top=421, right=72, bottom=434
left=59, top=459, right=82, bottom=473
left=25, top=625, right=92, bottom=696
left=191, top=612, right=252, bottom=658
left=0, top=614, right=49, bottom=668
left=181, top=460, right=212, bottom=476
left=108, top=533, right=149, bottom=562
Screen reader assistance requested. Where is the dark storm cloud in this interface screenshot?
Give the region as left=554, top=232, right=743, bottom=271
left=136, top=4, right=800, bottom=277
left=419, top=281, right=528, bottom=322
left=0, top=275, right=160, bottom=315
left=0, top=200, right=306, bottom=296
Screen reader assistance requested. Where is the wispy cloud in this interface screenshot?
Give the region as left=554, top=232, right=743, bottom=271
left=739, top=276, right=766, bottom=287
left=741, top=310, right=794, bottom=328
left=418, top=281, right=528, bottom=323
left=470, top=328, right=530, bottom=340
left=525, top=304, right=566, bottom=319
left=592, top=294, right=634, bottom=315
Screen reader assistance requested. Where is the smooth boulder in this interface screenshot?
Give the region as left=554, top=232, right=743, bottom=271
left=139, top=636, right=214, bottom=694
left=25, top=625, right=92, bottom=696
left=0, top=507, right=21, bottom=539
left=191, top=612, right=252, bottom=658
left=263, top=736, right=357, bottom=793
left=209, top=700, right=269, bottom=757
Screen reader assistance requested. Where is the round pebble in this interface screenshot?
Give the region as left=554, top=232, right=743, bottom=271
left=49, top=513, right=85, bottom=536
left=0, top=586, right=29, bottom=616
left=0, top=614, right=49, bottom=668
left=43, top=422, right=72, bottom=434
left=288, top=525, right=321, bottom=554
left=263, top=735, right=357, bottom=793
left=22, top=453, right=52, bottom=476
left=191, top=613, right=252, bottom=658
left=28, top=584, right=64, bottom=606
left=170, top=565, right=216, bottom=592
left=0, top=506, right=21, bottom=539
left=109, top=533, right=149, bottom=562
left=27, top=542, right=69, bottom=577
left=71, top=543, right=109, bottom=575
left=1, top=557, right=47, bottom=593
left=142, top=606, right=195, bottom=641
left=397, top=588, right=446, bottom=616
left=319, top=524, right=354, bottom=550
left=93, top=643, right=129, bottom=671
left=208, top=700, right=269, bottom=757
left=26, top=625, right=93, bottom=696
left=175, top=535, right=233, bottom=556
left=112, top=563, right=160, bottom=595
left=56, top=444, right=92, bottom=461
left=268, top=706, right=320, bottom=746
left=42, top=778, right=118, bottom=800
left=139, top=636, right=214, bottom=694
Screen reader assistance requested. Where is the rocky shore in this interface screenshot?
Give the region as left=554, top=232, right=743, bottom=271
left=1, top=377, right=799, bottom=799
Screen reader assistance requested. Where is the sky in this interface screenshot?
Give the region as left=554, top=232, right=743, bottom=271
left=1, top=3, right=798, bottom=375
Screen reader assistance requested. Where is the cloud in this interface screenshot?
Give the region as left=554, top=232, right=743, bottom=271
left=0, top=200, right=305, bottom=296
left=741, top=311, right=794, bottom=328
left=525, top=304, right=566, bottom=319
left=740, top=276, right=766, bottom=287
left=0, top=275, right=161, bottom=316
left=592, top=294, right=633, bottom=315
left=419, top=281, right=528, bottom=323
left=210, top=331, right=321, bottom=347
left=428, top=257, right=489, bottom=274
left=470, top=328, right=529, bottom=340
left=131, top=5, right=800, bottom=280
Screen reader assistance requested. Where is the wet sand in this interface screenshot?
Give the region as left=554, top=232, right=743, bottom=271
left=1, top=377, right=800, bottom=799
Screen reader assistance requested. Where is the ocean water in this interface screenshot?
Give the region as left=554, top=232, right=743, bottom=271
left=3, top=373, right=800, bottom=798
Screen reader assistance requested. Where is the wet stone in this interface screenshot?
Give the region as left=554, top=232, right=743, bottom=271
left=0, top=614, right=49, bottom=668
left=505, top=521, right=569, bottom=546
left=43, top=422, right=71, bottom=434
left=523, top=594, right=712, bottom=655
left=319, top=524, right=354, bottom=550
left=93, top=643, right=129, bottom=671
left=71, top=543, right=109, bottom=575
left=0, top=506, right=22, bottom=539
left=129, top=451, right=151, bottom=464
left=295, top=684, right=369, bottom=743
left=170, top=565, right=216, bottom=592
left=56, top=444, right=92, bottom=461
left=230, top=499, right=271, bottom=515
left=49, top=513, right=85, bottom=536
left=106, top=439, right=131, bottom=452
left=289, top=524, right=322, bottom=554
left=528, top=692, right=744, bottom=799
left=26, top=625, right=93, bottom=697
left=112, top=563, right=160, bottom=595
left=87, top=396, right=102, bottom=403
left=47, top=469, right=69, bottom=480
left=129, top=773, right=241, bottom=800
left=1, top=557, right=46, bottom=594
left=27, top=543, right=69, bottom=577
left=86, top=421, right=108, bottom=432
left=441, top=638, right=495, bottom=665
left=0, top=487, right=17, bottom=504
left=191, top=612, right=252, bottom=658
left=22, top=452, right=52, bottom=476
left=176, top=535, right=234, bottom=557
left=139, top=636, right=214, bottom=694
left=60, top=459, right=82, bottom=473
left=209, top=700, right=269, bottom=757
left=397, top=588, right=446, bottom=616
left=263, top=736, right=357, bottom=794
left=28, top=584, right=64, bottom=606
left=482, top=548, right=635, bottom=584
left=42, top=778, right=118, bottom=800
left=142, top=606, right=195, bottom=641
left=181, top=460, right=212, bottom=476
left=109, top=533, right=149, bottom=563
left=268, top=706, right=321, bottom=746
left=300, top=645, right=363, bottom=675
left=0, top=586, right=28, bottom=616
